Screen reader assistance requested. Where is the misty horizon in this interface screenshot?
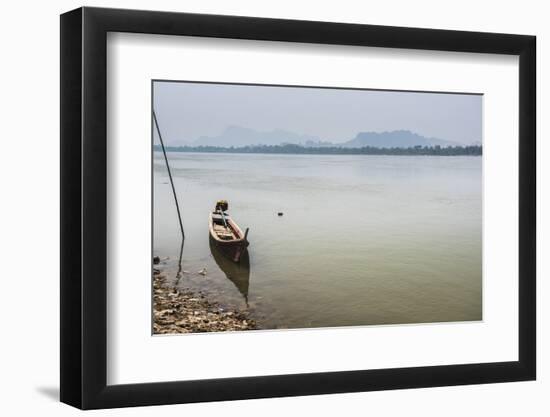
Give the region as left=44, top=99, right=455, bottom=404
left=153, top=81, right=482, bottom=147
left=172, top=125, right=477, bottom=146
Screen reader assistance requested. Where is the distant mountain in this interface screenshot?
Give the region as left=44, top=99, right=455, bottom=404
left=341, top=130, right=459, bottom=148
left=193, top=125, right=320, bottom=147
left=189, top=126, right=463, bottom=149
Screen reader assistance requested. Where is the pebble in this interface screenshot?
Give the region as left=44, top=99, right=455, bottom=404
left=153, top=273, right=257, bottom=334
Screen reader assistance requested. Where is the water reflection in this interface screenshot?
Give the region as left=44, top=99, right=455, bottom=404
left=175, top=239, right=184, bottom=284
left=209, top=237, right=251, bottom=303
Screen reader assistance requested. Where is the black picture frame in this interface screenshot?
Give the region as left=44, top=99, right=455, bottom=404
left=60, top=6, right=536, bottom=410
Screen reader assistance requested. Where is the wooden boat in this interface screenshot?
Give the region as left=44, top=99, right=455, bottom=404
left=208, top=200, right=249, bottom=263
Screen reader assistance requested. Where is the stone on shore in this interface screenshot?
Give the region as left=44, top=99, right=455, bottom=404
left=153, top=273, right=257, bottom=334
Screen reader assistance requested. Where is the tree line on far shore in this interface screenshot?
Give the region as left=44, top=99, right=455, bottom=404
left=154, top=143, right=482, bottom=156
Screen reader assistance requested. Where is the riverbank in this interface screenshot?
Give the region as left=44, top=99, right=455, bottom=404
left=154, top=143, right=482, bottom=156
left=153, top=270, right=257, bottom=334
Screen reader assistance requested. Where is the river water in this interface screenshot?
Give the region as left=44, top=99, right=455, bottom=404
left=153, top=152, right=482, bottom=330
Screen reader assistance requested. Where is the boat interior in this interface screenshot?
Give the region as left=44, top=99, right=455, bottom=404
left=212, top=212, right=239, bottom=240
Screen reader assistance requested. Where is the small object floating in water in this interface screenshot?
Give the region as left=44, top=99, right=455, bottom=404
left=198, top=267, right=207, bottom=276
left=153, top=256, right=160, bottom=265
left=277, top=212, right=283, bottom=216
left=209, top=200, right=250, bottom=263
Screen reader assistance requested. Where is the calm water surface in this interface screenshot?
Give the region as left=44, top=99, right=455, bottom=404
left=154, top=152, right=482, bottom=329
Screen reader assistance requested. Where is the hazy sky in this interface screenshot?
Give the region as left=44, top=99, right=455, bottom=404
left=153, top=81, right=482, bottom=145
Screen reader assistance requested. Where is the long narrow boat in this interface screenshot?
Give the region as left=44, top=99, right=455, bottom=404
left=208, top=200, right=249, bottom=263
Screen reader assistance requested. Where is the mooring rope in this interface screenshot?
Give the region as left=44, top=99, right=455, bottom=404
left=153, top=110, right=185, bottom=241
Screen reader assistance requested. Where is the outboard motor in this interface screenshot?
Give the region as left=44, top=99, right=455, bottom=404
left=215, top=200, right=229, bottom=212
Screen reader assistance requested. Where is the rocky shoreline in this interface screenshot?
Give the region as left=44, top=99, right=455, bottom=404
left=153, top=269, right=257, bottom=334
